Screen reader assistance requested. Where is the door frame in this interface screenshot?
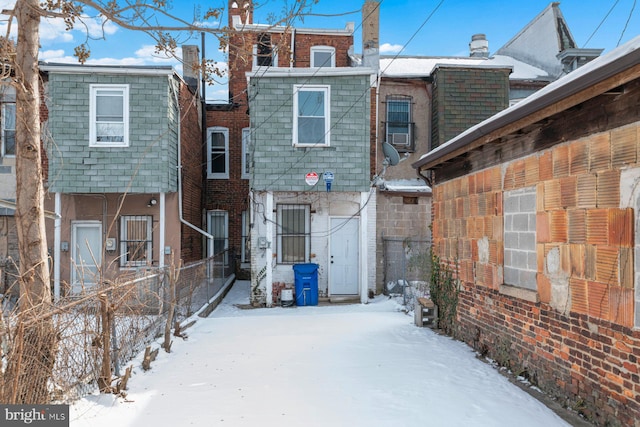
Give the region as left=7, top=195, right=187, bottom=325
left=328, top=216, right=360, bottom=296
left=71, top=220, right=102, bottom=293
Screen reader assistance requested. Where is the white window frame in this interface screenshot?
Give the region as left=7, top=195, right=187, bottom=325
left=89, top=84, right=129, bottom=147
left=241, top=210, right=250, bottom=263
left=242, top=127, right=251, bottom=179
left=252, top=35, right=278, bottom=69
left=207, top=210, right=229, bottom=265
left=276, top=204, right=310, bottom=264
left=311, top=46, right=336, bottom=68
left=120, top=215, right=153, bottom=267
left=2, top=102, right=15, bottom=157
left=207, top=126, right=229, bottom=179
left=293, top=85, right=330, bottom=148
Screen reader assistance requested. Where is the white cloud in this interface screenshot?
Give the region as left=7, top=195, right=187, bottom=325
left=380, top=43, right=404, bottom=54
left=134, top=44, right=182, bottom=64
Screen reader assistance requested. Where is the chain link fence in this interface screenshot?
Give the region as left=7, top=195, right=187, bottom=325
left=0, top=250, right=235, bottom=404
left=382, top=237, right=432, bottom=308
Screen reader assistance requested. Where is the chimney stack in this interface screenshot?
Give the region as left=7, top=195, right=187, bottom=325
left=362, top=1, right=380, bottom=70
left=182, top=45, right=200, bottom=93
left=469, top=34, right=489, bottom=57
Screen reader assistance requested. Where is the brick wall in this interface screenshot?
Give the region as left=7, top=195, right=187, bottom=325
left=432, top=121, right=640, bottom=426
left=178, top=82, right=203, bottom=262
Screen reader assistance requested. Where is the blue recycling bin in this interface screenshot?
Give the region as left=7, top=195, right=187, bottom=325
left=293, top=263, right=319, bottom=306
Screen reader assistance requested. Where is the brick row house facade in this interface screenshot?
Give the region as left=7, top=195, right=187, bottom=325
left=210, top=0, right=378, bottom=304
left=413, top=36, right=640, bottom=426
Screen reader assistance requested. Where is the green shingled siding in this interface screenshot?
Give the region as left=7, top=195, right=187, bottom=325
left=46, top=73, right=178, bottom=193
left=248, top=74, right=371, bottom=192
left=431, top=67, right=510, bottom=149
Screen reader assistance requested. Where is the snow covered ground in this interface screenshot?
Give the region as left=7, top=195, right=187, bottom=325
left=70, top=281, right=573, bottom=427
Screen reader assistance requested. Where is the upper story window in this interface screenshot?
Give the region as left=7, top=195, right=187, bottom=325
left=2, top=103, right=15, bottom=157
left=90, top=84, right=129, bottom=147
left=311, top=46, right=335, bottom=68
left=242, top=127, right=251, bottom=179
left=293, top=85, right=330, bottom=147
left=253, top=33, right=278, bottom=68
left=207, top=126, right=229, bottom=179
left=385, top=95, right=414, bottom=151
left=120, top=215, right=152, bottom=267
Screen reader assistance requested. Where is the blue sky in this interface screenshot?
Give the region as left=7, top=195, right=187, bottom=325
left=6, top=0, right=638, bottom=101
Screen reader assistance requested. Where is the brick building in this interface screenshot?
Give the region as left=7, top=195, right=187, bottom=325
left=413, top=36, right=640, bottom=426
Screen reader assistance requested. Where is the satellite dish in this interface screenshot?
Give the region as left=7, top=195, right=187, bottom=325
left=382, top=141, right=400, bottom=166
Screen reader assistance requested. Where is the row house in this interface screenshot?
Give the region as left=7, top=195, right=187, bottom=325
left=413, top=35, right=640, bottom=426
left=41, top=60, right=204, bottom=297
left=374, top=2, right=601, bottom=294
left=212, top=0, right=379, bottom=305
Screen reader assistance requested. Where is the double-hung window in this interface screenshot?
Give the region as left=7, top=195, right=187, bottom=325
left=293, top=85, right=330, bottom=147
left=311, top=46, right=335, bottom=68
left=207, top=127, right=229, bottom=179
left=2, top=102, right=15, bottom=156
left=242, top=127, right=251, bottom=179
left=253, top=33, right=278, bottom=68
left=90, top=84, right=129, bottom=147
left=386, top=96, right=413, bottom=150
left=208, top=210, right=229, bottom=264
left=120, top=215, right=152, bottom=267
left=276, top=204, right=310, bottom=264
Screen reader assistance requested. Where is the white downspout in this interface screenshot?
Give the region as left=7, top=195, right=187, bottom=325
left=265, top=191, right=273, bottom=307
left=54, top=192, right=61, bottom=301
left=360, top=190, right=370, bottom=304
left=290, top=29, right=296, bottom=68
left=171, top=80, right=214, bottom=257
left=159, top=193, right=165, bottom=268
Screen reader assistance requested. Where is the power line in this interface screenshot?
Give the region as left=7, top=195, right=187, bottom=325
left=617, top=0, right=637, bottom=46
left=584, top=0, right=620, bottom=46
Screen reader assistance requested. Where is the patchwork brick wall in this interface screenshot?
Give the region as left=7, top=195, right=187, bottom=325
left=432, top=121, right=640, bottom=426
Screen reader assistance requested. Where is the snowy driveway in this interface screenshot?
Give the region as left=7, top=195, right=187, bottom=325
left=71, top=281, right=572, bottom=427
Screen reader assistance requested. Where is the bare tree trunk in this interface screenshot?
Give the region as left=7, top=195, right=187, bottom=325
left=5, top=0, right=57, bottom=404
left=97, top=294, right=112, bottom=392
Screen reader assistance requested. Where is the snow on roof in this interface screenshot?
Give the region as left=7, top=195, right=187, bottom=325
left=379, top=55, right=549, bottom=81
left=413, top=34, right=640, bottom=169
left=381, top=179, right=432, bottom=193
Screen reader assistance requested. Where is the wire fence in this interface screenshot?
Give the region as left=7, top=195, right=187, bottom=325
left=0, top=250, right=235, bottom=404
left=382, top=237, right=432, bottom=308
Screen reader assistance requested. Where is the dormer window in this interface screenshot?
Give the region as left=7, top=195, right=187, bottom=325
left=311, top=46, right=335, bottom=68
left=254, top=33, right=277, bottom=68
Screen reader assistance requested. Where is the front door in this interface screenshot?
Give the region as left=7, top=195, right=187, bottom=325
left=329, top=217, right=359, bottom=295
left=71, top=221, right=102, bottom=293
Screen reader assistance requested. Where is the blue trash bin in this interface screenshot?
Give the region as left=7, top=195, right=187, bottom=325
left=293, top=263, right=319, bottom=306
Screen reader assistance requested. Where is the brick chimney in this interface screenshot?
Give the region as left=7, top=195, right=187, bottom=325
left=230, top=0, right=253, bottom=27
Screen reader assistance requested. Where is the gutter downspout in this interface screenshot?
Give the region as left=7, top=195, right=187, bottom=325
left=171, top=79, right=214, bottom=258
left=54, top=192, right=61, bottom=301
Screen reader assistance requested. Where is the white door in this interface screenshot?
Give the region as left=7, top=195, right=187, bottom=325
left=71, top=221, right=102, bottom=293
left=329, top=217, right=359, bottom=295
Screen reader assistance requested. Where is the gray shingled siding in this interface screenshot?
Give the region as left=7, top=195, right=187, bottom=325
left=46, top=73, right=178, bottom=193
left=248, top=75, right=371, bottom=192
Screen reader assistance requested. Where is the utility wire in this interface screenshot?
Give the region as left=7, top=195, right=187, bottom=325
left=584, top=0, right=620, bottom=46
left=617, top=0, right=636, bottom=46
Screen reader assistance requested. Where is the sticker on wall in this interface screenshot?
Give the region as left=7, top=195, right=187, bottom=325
left=305, top=171, right=319, bottom=186
left=323, top=171, right=334, bottom=192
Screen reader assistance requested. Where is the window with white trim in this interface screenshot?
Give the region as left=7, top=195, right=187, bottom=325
left=120, top=215, right=152, bottom=267
left=277, top=204, right=310, bottom=264
left=253, top=33, right=278, bottom=68
left=311, top=46, right=335, bottom=67
left=2, top=102, right=15, bottom=156
left=90, top=84, right=129, bottom=147
left=242, top=127, right=251, bottom=179
left=207, top=127, right=229, bottom=179
left=293, top=85, right=330, bottom=147
left=241, top=210, right=250, bottom=263
left=208, top=210, right=229, bottom=264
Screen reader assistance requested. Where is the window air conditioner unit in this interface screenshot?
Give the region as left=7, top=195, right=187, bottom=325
left=390, top=133, right=409, bottom=147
